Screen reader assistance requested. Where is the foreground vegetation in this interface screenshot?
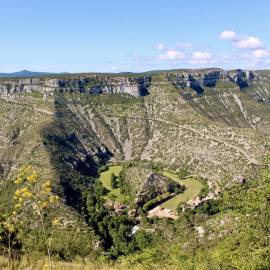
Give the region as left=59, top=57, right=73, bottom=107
left=0, top=160, right=269, bottom=269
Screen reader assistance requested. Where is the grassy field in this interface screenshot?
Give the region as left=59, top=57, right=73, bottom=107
left=99, top=165, right=203, bottom=209
left=159, top=171, right=203, bottom=210
left=99, top=165, right=127, bottom=203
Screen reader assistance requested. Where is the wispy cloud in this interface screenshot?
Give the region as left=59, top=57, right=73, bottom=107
left=177, top=42, right=192, bottom=48
left=130, top=33, right=270, bottom=71
left=252, top=49, right=270, bottom=58
left=157, top=50, right=185, bottom=61
left=235, top=37, right=263, bottom=50
left=190, top=51, right=213, bottom=64
left=156, top=43, right=170, bottom=51
left=155, top=44, right=213, bottom=65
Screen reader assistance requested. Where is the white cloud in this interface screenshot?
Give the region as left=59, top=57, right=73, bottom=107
left=219, top=30, right=264, bottom=50
left=150, top=32, right=270, bottom=69
left=190, top=51, right=213, bottom=64
left=235, top=36, right=263, bottom=49
left=156, top=43, right=169, bottom=51
left=219, top=30, right=237, bottom=41
left=157, top=42, right=192, bottom=51
left=157, top=50, right=185, bottom=61
left=252, top=49, right=270, bottom=58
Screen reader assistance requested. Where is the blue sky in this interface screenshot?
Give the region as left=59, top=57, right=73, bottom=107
left=1, top=0, right=270, bottom=72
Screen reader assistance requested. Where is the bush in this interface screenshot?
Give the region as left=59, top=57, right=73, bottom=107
left=110, top=173, right=118, bottom=189
left=174, top=185, right=186, bottom=194
left=142, top=193, right=171, bottom=211
left=177, top=165, right=189, bottom=178
left=134, top=230, right=153, bottom=249
left=98, top=166, right=108, bottom=174
left=198, top=186, right=209, bottom=198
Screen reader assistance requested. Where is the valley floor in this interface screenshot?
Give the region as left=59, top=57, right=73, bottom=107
left=98, top=163, right=204, bottom=219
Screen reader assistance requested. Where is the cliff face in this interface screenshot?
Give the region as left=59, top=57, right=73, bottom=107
left=0, top=76, right=151, bottom=98
left=163, top=69, right=270, bottom=131
left=1, top=68, right=268, bottom=101
left=166, top=68, right=260, bottom=97
left=2, top=68, right=269, bottom=105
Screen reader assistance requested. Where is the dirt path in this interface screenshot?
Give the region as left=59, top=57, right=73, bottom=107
left=33, top=106, right=54, bottom=115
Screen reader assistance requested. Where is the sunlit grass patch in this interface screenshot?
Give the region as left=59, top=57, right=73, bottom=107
left=160, top=171, right=203, bottom=210
left=99, top=165, right=127, bottom=203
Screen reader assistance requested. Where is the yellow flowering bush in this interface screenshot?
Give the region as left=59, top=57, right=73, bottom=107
left=12, top=165, right=60, bottom=270
left=13, top=165, right=59, bottom=216
left=0, top=215, right=21, bottom=270
left=52, top=218, right=60, bottom=227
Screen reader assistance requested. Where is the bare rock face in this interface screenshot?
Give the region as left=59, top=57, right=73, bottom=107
left=135, top=173, right=181, bottom=206
left=0, top=68, right=262, bottom=100
left=0, top=76, right=151, bottom=98
left=166, top=68, right=259, bottom=98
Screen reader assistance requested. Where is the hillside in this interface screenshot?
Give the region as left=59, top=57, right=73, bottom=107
left=0, top=68, right=269, bottom=269
left=1, top=69, right=269, bottom=181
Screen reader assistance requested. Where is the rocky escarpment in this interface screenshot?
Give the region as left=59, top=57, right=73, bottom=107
left=166, top=68, right=258, bottom=97
left=166, top=68, right=270, bottom=106
left=0, top=68, right=260, bottom=100
left=0, top=75, right=151, bottom=98
left=164, top=69, right=270, bottom=131
left=1, top=68, right=268, bottom=102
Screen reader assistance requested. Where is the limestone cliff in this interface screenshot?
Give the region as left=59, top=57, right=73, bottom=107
left=0, top=75, right=151, bottom=98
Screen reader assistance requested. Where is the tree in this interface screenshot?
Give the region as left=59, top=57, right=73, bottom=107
left=178, top=165, right=189, bottom=178
left=110, top=173, right=118, bottom=189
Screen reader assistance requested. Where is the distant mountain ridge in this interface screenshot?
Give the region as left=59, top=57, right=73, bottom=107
left=0, top=70, right=68, bottom=78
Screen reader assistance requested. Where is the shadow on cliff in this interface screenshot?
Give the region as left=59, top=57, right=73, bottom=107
left=189, top=71, right=220, bottom=95
left=42, top=92, right=112, bottom=210
left=188, top=75, right=204, bottom=95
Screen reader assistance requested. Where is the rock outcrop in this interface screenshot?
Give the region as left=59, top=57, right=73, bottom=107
left=166, top=68, right=259, bottom=98
left=0, top=68, right=267, bottom=102
left=0, top=76, right=151, bottom=98
left=135, top=173, right=182, bottom=206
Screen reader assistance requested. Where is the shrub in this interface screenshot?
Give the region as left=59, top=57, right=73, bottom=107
left=110, top=173, right=118, bottom=189
left=143, top=193, right=171, bottom=211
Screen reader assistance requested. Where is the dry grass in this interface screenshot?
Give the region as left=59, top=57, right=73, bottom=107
left=0, top=256, right=173, bottom=270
